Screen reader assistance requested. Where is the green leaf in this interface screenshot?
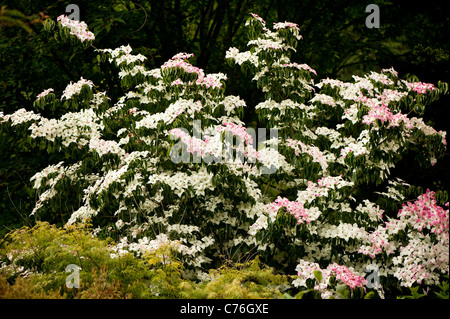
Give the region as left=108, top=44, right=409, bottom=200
left=313, top=270, right=322, bottom=282
left=336, top=284, right=349, bottom=299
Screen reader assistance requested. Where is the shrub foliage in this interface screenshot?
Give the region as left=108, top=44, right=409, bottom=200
left=0, top=13, right=448, bottom=299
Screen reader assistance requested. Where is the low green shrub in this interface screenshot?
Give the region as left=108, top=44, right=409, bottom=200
left=3, top=222, right=446, bottom=299
left=0, top=221, right=175, bottom=298
left=178, top=257, right=291, bottom=299
left=0, top=222, right=291, bottom=299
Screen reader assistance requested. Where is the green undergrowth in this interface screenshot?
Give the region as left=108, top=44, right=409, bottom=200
left=1, top=222, right=447, bottom=299
left=0, top=222, right=292, bottom=299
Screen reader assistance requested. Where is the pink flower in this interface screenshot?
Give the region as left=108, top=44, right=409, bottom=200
left=273, top=22, right=299, bottom=30
left=281, top=62, right=316, bottom=75
left=171, top=52, right=194, bottom=60
left=217, top=122, right=253, bottom=145
left=57, top=15, right=95, bottom=42
left=249, top=13, right=266, bottom=26
left=36, top=88, right=54, bottom=101
left=266, top=196, right=319, bottom=224
left=168, top=128, right=205, bottom=156
left=398, top=189, right=449, bottom=236
left=407, top=82, right=436, bottom=94
left=327, top=263, right=367, bottom=290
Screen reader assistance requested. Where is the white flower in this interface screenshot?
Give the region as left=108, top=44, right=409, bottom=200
left=67, top=205, right=98, bottom=224
left=257, top=147, right=292, bottom=172
left=1, top=108, right=41, bottom=126
left=36, top=88, right=54, bottom=101
left=89, top=137, right=125, bottom=156
left=310, top=94, right=336, bottom=106
left=57, top=15, right=95, bottom=42
left=61, top=77, right=94, bottom=100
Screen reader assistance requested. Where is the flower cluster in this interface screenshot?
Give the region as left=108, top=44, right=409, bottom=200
left=310, top=93, right=336, bottom=106
left=89, top=137, right=125, bottom=157
left=361, top=102, right=408, bottom=128
left=296, top=176, right=354, bottom=204
left=327, top=263, right=368, bottom=290
left=358, top=190, right=449, bottom=287
left=160, top=53, right=227, bottom=91
left=2, top=13, right=448, bottom=297
left=161, top=54, right=204, bottom=77
left=57, top=15, right=95, bottom=42
left=28, top=108, right=103, bottom=147
left=407, top=81, right=436, bottom=94
left=30, top=161, right=83, bottom=216
left=292, top=259, right=367, bottom=298
left=221, top=95, right=246, bottom=116
left=367, top=71, right=394, bottom=85
left=217, top=122, right=254, bottom=145
left=109, top=234, right=191, bottom=260
left=115, top=52, right=146, bottom=66
left=273, top=21, right=299, bottom=30
left=61, top=77, right=94, bottom=100
left=225, top=47, right=259, bottom=66
left=169, top=128, right=205, bottom=156
left=266, top=196, right=321, bottom=224
left=36, top=88, right=54, bottom=101
left=318, top=223, right=368, bottom=242
left=340, top=141, right=368, bottom=158
left=281, top=62, right=316, bottom=75
left=1, top=108, right=41, bottom=126
left=286, top=138, right=329, bottom=172
left=398, top=190, right=449, bottom=235
left=247, top=13, right=266, bottom=27
left=381, top=67, right=399, bottom=77
left=255, top=99, right=307, bottom=113
left=98, top=45, right=133, bottom=64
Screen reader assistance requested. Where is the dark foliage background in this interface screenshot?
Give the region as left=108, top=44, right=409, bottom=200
left=1, top=0, right=448, bottom=236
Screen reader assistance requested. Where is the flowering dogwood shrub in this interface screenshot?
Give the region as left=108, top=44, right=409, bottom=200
left=1, top=14, right=448, bottom=298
